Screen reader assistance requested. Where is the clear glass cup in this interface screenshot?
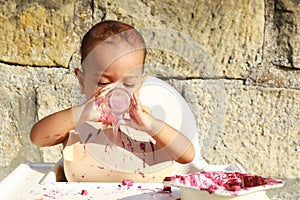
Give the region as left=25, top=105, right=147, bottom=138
left=106, top=88, right=132, bottom=116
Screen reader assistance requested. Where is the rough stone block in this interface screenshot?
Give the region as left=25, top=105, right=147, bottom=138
left=0, top=0, right=76, bottom=67
left=169, top=79, right=299, bottom=179
left=93, top=0, right=265, bottom=79
left=247, top=0, right=300, bottom=89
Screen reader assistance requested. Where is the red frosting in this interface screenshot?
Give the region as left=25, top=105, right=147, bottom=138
left=95, top=97, right=116, bottom=124
left=163, top=171, right=283, bottom=194
left=122, top=179, right=134, bottom=187
left=81, top=189, right=88, bottom=195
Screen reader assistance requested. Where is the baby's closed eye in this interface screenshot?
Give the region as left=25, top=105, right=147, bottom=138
left=123, top=83, right=136, bottom=88
left=97, top=82, right=110, bottom=86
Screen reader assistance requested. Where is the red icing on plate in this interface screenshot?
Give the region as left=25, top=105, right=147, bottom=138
left=163, top=171, right=284, bottom=194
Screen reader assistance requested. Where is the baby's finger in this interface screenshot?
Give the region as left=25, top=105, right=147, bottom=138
left=132, top=93, right=142, bottom=110
left=83, top=85, right=114, bottom=108
left=94, top=84, right=115, bottom=98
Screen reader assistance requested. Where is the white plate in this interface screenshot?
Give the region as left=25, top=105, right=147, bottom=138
left=163, top=172, right=284, bottom=200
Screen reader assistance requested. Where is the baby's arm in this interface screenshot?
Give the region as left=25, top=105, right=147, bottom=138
left=31, top=85, right=113, bottom=147
left=30, top=106, right=82, bottom=147
left=125, top=93, right=195, bottom=164
left=150, top=121, right=195, bottom=164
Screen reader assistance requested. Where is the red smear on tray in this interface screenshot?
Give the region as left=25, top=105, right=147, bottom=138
left=81, top=189, right=88, bottom=195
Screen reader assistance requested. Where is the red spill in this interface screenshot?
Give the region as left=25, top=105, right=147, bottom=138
left=142, top=159, right=146, bottom=168
left=139, top=172, right=145, bottom=178
left=122, top=179, right=134, bottom=186
left=149, top=139, right=155, bottom=160
left=140, top=143, right=146, bottom=151
left=149, top=140, right=155, bottom=152
left=140, top=142, right=146, bottom=168
left=105, top=144, right=109, bottom=153
left=163, top=176, right=175, bottom=181
left=162, top=185, right=172, bottom=193
left=81, top=189, right=88, bottom=195
left=126, top=137, right=134, bottom=152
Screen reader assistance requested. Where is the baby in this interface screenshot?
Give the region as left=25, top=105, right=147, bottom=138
left=30, top=20, right=200, bottom=182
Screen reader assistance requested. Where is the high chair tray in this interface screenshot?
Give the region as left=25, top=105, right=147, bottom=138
left=0, top=162, right=180, bottom=200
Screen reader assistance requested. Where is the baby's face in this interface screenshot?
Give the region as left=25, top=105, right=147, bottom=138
left=81, top=43, right=144, bottom=98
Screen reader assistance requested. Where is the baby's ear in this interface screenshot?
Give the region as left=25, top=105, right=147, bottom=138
left=75, top=68, right=85, bottom=94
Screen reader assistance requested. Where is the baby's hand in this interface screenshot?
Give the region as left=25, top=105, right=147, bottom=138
left=122, top=93, right=164, bottom=136
left=74, top=85, right=116, bottom=124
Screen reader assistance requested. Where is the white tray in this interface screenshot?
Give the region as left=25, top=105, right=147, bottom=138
left=0, top=162, right=180, bottom=200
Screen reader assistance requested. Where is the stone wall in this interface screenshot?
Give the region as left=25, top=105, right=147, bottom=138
left=0, top=0, right=299, bottom=180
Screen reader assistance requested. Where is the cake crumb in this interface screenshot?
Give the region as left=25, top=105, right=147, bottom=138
left=81, top=189, right=88, bottom=195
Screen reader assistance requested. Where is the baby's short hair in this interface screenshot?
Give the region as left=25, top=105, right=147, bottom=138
left=80, top=20, right=147, bottom=64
